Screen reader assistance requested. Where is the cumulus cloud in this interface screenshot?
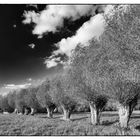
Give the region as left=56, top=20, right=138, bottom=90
left=28, top=43, right=35, bottom=49
left=23, top=5, right=106, bottom=68
left=13, top=24, right=16, bottom=28
left=44, top=13, right=105, bottom=68
left=23, top=5, right=96, bottom=36
left=44, top=57, right=63, bottom=68
left=0, top=82, right=33, bottom=96
left=55, top=14, right=105, bottom=56
left=23, top=11, right=39, bottom=24
left=45, top=59, right=58, bottom=68
left=4, top=83, right=31, bottom=90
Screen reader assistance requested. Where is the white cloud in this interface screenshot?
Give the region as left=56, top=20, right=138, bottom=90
left=6, top=84, right=15, bottom=87
left=22, top=5, right=106, bottom=68
left=55, top=14, right=105, bottom=56
left=4, top=83, right=31, bottom=90
left=23, top=5, right=96, bottom=36
left=13, top=24, right=16, bottom=28
left=28, top=43, right=35, bottom=49
left=23, top=11, right=39, bottom=24
left=45, top=14, right=105, bottom=68
left=45, top=57, right=60, bottom=68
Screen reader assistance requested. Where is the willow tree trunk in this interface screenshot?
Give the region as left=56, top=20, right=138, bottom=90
left=30, top=108, right=35, bottom=115
left=14, top=108, right=18, bottom=114
left=118, top=104, right=130, bottom=128
left=89, top=103, right=100, bottom=125
left=128, top=101, right=136, bottom=119
left=24, top=108, right=28, bottom=115
left=61, top=105, right=71, bottom=121
left=46, top=107, right=53, bottom=118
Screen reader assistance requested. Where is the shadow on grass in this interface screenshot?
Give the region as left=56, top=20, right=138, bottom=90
left=102, top=113, right=118, bottom=117
left=39, top=115, right=62, bottom=119
left=39, top=116, right=51, bottom=119
left=71, top=116, right=88, bottom=121
left=135, top=125, right=140, bottom=131
left=102, top=120, right=118, bottom=126
left=53, top=116, right=62, bottom=119
left=130, top=114, right=140, bottom=119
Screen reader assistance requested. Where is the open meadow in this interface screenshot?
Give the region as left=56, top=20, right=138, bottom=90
left=0, top=111, right=140, bottom=136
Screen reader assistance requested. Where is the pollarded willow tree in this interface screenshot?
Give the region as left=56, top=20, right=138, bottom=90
left=50, top=72, right=77, bottom=121
left=96, top=5, right=140, bottom=128
left=24, top=87, right=41, bottom=115
left=15, top=88, right=40, bottom=115
left=15, top=88, right=29, bottom=114
left=36, top=80, right=56, bottom=118
left=69, top=41, right=108, bottom=125
left=69, top=5, right=140, bottom=128
left=7, top=90, right=17, bottom=111
left=0, top=95, right=13, bottom=112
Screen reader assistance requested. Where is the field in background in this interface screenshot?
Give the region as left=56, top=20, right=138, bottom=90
left=0, top=111, right=140, bottom=136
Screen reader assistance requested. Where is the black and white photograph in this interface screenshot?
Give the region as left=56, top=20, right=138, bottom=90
left=0, top=2, right=140, bottom=136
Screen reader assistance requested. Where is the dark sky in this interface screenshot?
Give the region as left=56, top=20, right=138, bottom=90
left=0, top=4, right=92, bottom=89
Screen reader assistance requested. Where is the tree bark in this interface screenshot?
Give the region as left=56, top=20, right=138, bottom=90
left=61, top=105, right=71, bottom=121
left=24, top=108, right=28, bottom=115
left=46, top=107, right=53, bottom=118
left=30, top=108, right=35, bottom=115
left=14, top=108, right=18, bottom=114
left=128, top=101, right=136, bottom=119
left=89, top=103, right=100, bottom=125
left=118, top=104, right=130, bottom=128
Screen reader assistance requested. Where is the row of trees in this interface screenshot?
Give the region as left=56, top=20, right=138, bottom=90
left=0, top=73, right=77, bottom=119
left=0, top=5, right=140, bottom=129
left=65, top=5, right=140, bottom=128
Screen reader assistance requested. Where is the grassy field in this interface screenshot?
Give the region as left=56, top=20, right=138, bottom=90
left=0, top=111, right=140, bottom=136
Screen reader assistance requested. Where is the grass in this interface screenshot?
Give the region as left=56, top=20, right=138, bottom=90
left=0, top=111, right=140, bottom=136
